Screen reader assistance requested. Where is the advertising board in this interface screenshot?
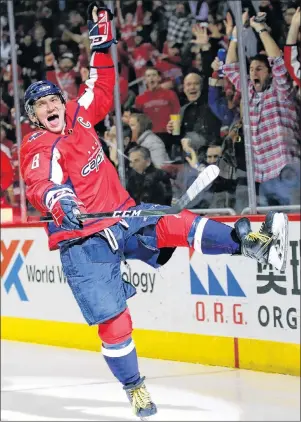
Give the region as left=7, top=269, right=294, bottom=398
left=1, top=222, right=299, bottom=344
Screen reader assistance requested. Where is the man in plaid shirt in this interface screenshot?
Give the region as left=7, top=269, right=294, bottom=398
left=166, top=1, right=195, bottom=47
left=223, top=13, right=300, bottom=206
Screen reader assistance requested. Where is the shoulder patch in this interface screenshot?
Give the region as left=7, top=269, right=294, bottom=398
left=28, top=131, right=46, bottom=142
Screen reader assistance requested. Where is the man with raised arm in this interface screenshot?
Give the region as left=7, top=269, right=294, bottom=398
left=20, top=2, right=288, bottom=419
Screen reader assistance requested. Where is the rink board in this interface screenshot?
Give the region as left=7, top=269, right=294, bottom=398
left=1, top=216, right=300, bottom=376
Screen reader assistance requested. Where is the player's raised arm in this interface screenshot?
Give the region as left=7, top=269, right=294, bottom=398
left=77, top=1, right=117, bottom=125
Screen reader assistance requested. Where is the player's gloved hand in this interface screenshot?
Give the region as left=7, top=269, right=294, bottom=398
left=87, top=1, right=117, bottom=52
left=45, top=186, right=87, bottom=230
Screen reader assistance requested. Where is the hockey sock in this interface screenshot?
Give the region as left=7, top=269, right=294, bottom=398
left=190, top=216, right=241, bottom=255
left=102, top=337, right=141, bottom=386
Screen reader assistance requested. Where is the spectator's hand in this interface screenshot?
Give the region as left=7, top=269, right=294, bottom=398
left=109, top=146, right=118, bottom=166
left=62, top=30, right=71, bottom=42
left=181, top=138, right=198, bottom=168
left=0, top=121, right=13, bottom=130
left=208, top=23, right=222, bottom=38
left=286, top=6, right=300, bottom=45
left=191, top=24, right=209, bottom=46
left=104, top=132, right=118, bottom=166
left=80, top=67, right=89, bottom=82
left=224, top=12, right=234, bottom=38
left=291, top=7, right=300, bottom=28
left=250, top=13, right=266, bottom=32
left=104, top=130, right=111, bottom=144
left=166, top=120, right=175, bottom=134
left=211, top=57, right=220, bottom=72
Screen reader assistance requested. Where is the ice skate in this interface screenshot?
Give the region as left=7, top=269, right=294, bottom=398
left=124, top=376, right=157, bottom=420
left=235, top=211, right=288, bottom=271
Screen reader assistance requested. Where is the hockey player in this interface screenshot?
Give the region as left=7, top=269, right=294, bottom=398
left=20, top=2, right=288, bottom=419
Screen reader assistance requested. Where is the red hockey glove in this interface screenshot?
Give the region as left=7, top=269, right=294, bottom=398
left=87, top=1, right=117, bottom=52
left=44, top=186, right=87, bottom=230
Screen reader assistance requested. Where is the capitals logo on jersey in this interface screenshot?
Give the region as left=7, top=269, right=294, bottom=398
left=81, top=147, right=104, bottom=177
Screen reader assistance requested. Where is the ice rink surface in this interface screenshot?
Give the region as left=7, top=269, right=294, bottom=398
left=1, top=340, right=300, bottom=421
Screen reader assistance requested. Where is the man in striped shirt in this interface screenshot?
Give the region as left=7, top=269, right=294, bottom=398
left=223, top=13, right=300, bottom=206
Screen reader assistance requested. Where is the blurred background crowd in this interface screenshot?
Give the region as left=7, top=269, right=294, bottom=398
left=1, top=0, right=300, bottom=221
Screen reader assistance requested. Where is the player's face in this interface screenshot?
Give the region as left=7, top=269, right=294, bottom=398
left=250, top=60, right=270, bottom=92
left=33, top=95, right=65, bottom=133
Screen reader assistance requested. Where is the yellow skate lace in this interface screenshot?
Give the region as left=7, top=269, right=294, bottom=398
left=129, top=384, right=152, bottom=414
left=246, top=232, right=271, bottom=244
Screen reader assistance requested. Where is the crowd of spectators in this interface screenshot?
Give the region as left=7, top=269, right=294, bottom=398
left=1, top=0, right=300, bottom=219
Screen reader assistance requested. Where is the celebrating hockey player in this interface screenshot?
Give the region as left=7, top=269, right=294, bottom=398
left=20, top=2, right=288, bottom=419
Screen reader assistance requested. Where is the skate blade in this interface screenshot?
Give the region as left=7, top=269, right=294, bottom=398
left=268, top=213, right=289, bottom=272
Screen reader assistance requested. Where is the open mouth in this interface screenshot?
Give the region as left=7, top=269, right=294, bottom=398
left=253, top=78, right=261, bottom=89
left=47, top=114, right=60, bottom=127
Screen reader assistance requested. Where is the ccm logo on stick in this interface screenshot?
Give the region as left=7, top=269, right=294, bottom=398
left=113, top=210, right=142, bottom=217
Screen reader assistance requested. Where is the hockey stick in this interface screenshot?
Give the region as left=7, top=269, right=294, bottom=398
left=39, top=165, right=220, bottom=222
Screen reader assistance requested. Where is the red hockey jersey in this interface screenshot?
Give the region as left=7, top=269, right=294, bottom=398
left=21, top=52, right=135, bottom=250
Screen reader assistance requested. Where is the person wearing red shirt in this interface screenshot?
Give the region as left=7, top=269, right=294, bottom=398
left=135, top=67, right=180, bottom=154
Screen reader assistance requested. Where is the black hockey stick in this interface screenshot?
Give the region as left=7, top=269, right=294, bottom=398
left=39, top=165, right=220, bottom=222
